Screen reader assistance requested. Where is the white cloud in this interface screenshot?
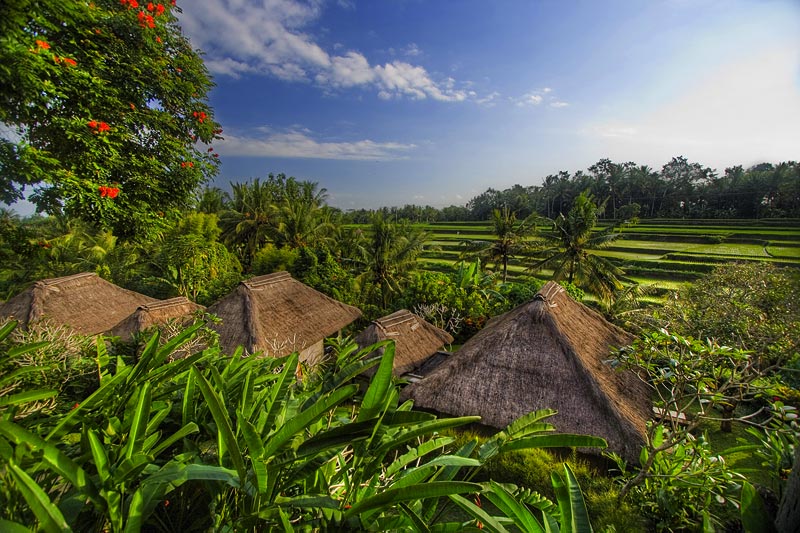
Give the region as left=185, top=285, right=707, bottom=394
left=515, top=88, right=569, bottom=108
left=586, top=44, right=800, bottom=168
left=217, top=127, right=417, bottom=160
left=517, top=93, right=543, bottom=106
left=180, top=0, right=474, bottom=103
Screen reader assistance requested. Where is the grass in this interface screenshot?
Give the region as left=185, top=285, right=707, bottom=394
left=417, top=219, right=800, bottom=296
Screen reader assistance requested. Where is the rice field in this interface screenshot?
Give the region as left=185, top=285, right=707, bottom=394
left=417, top=219, right=800, bottom=294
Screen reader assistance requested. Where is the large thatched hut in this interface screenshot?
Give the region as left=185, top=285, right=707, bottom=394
left=355, top=309, right=453, bottom=377
left=206, top=271, right=362, bottom=363
left=107, top=297, right=205, bottom=341
left=0, top=272, right=157, bottom=335
left=402, top=281, right=650, bottom=462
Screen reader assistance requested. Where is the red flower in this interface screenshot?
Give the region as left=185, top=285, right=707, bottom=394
left=72, top=402, right=80, bottom=410
left=155, top=36, right=162, bottom=43
left=207, top=147, right=214, bottom=152
left=163, top=499, right=170, bottom=507
left=147, top=2, right=155, bottom=11
left=213, top=153, right=219, bottom=158
left=156, top=4, right=165, bottom=15
left=130, top=0, right=139, bottom=7
left=88, top=120, right=98, bottom=129
left=98, top=122, right=110, bottom=132
left=108, top=187, right=120, bottom=198
left=99, top=185, right=108, bottom=197
left=62, top=57, right=77, bottom=67
left=36, top=39, right=50, bottom=50
left=171, top=0, right=176, bottom=5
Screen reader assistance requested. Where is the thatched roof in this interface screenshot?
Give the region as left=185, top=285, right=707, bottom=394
left=355, top=310, right=453, bottom=376
left=0, top=272, right=157, bottom=335
left=107, top=297, right=205, bottom=341
left=206, top=271, right=362, bottom=357
left=402, top=281, right=651, bottom=462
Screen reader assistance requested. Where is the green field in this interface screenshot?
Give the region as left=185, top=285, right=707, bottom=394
left=417, top=219, right=800, bottom=294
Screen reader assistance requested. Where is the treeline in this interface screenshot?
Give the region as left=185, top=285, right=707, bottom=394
left=345, top=157, right=800, bottom=222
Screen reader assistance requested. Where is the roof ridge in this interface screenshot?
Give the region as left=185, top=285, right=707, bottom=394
left=139, top=297, right=194, bottom=311
left=244, top=271, right=292, bottom=289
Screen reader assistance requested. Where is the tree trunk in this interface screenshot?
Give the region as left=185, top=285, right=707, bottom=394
left=720, top=404, right=735, bottom=433
left=775, top=446, right=800, bottom=533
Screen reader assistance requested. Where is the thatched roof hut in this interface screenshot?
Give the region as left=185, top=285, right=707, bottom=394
left=402, top=281, right=650, bottom=462
left=206, top=271, right=362, bottom=363
left=107, top=297, right=205, bottom=341
left=355, top=310, right=453, bottom=377
left=0, top=272, right=157, bottom=335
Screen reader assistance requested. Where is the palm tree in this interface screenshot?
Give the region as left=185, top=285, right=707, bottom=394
left=460, top=207, right=535, bottom=283
left=529, top=191, right=624, bottom=303
left=353, top=214, right=429, bottom=310
left=274, top=180, right=333, bottom=249
left=219, top=179, right=279, bottom=269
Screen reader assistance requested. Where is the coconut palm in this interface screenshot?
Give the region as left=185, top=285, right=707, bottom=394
left=219, top=179, right=279, bottom=268
left=353, top=214, right=429, bottom=310
left=460, top=207, right=536, bottom=283
left=274, top=179, right=333, bottom=249
left=529, top=191, right=624, bottom=303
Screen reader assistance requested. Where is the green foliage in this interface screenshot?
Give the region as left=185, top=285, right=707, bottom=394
left=289, top=246, right=357, bottom=305
left=0, top=321, right=608, bottom=532
left=529, top=191, right=625, bottom=303
left=460, top=207, right=536, bottom=282
left=0, top=0, right=221, bottom=239
left=658, top=262, right=800, bottom=368
left=148, top=212, right=242, bottom=304
left=612, top=428, right=744, bottom=532
left=250, top=243, right=299, bottom=275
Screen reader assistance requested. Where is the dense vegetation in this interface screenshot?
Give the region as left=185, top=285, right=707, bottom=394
left=2, top=2, right=799, bottom=531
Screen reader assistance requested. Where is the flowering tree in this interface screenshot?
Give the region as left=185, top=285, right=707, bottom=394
left=0, top=0, right=221, bottom=239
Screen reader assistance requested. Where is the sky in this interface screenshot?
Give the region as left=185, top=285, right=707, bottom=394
left=7, top=0, right=800, bottom=215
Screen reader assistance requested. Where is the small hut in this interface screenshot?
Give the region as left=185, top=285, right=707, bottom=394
left=0, top=272, right=157, bottom=335
left=206, top=271, right=362, bottom=363
left=107, top=297, right=205, bottom=342
left=402, top=281, right=651, bottom=463
left=355, top=310, right=453, bottom=378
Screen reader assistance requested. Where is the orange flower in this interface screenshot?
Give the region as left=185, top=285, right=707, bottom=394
left=36, top=39, right=50, bottom=50
left=88, top=120, right=98, bottom=129
left=98, top=122, right=110, bottom=132
left=99, top=185, right=108, bottom=197
left=62, top=57, right=77, bottom=67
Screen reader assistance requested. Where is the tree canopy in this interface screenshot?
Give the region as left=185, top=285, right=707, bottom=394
left=0, top=0, right=221, bottom=239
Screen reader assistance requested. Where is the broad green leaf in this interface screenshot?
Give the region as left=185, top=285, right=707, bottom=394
left=0, top=421, right=102, bottom=507
left=191, top=366, right=247, bottom=483
left=8, top=462, right=71, bottom=533
left=500, top=434, right=607, bottom=453
left=87, top=429, right=111, bottom=484
left=563, top=465, right=592, bottom=533
left=0, top=389, right=57, bottom=407
left=740, top=481, right=775, bottom=533
left=0, top=518, right=30, bottom=533
left=262, top=384, right=359, bottom=460
left=345, top=481, right=482, bottom=517
left=399, top=502, right=431, bottom=533
left=484, top=481, right=545, bottom=533
left=295, top=419, right=377, bottom=458
left=358, top=341, right=395, bottom=422
left=449, top=493, right=511, bottom=533
left=125, top=381, right=152, bottom=459
left=7, top=341, right=49, bottom=359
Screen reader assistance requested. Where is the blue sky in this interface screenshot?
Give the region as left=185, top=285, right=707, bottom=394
left=12, top=0, right=799, bottom=216
left=178, top=0, right=799, bottom=209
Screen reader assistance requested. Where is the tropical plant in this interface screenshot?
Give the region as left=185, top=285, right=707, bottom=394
left=148, top=212, right=241, bottom=304
left=461, top=207, right=536, bottom=282
left=219, top=179, right=280, bottom=268
left=352, top=214, right=430, bottom=310
left=0, top=0, right=221, bottom=239
left=528, top=191, right=624, bottom=303
left=0, top=320, right=606, bottom=532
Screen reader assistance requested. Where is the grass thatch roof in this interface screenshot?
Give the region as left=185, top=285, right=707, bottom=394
left=0, top=273, right=157, bottom=335
left=206, top=271, right=362, bottom=357
left=355, top=310, right=453, bottom=376
left=107, top=297, right=205, bottom=341
left=402, top=281, right=651, bottom=462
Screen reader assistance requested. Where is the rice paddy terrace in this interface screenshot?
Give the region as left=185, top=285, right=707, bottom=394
left=417, top=218, right=800, bottom=294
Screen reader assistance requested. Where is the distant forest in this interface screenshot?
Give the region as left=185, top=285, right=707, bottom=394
left=345, top=157, right=800, bottom=222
